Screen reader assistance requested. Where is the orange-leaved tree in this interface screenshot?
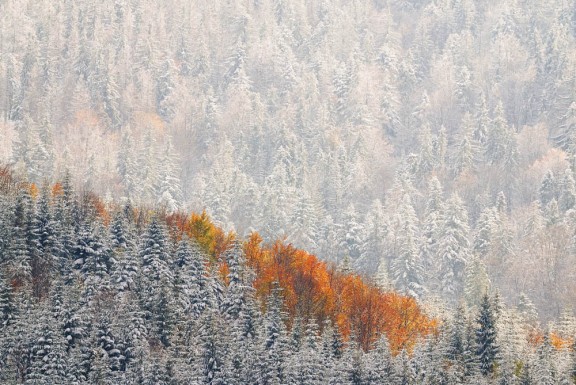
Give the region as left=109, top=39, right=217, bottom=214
left=243, top=232, right=435, bottom=352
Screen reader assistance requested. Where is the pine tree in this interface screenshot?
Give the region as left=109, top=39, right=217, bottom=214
left=286, top=319, right=325, bottom=385
left=559, top=169, right=576, bottom=211
left=156, top=58, right=176, bottom=122
left=447, top=304, right=478, bottom=381
left=485, top=101, right=514, bottom=165
left=222, top=240, right=252, bottom=320
left=25, top=303, right=70, bottom=384
left=156, top=138, right=183, bottom=213
left=109, top=209, right=134, bottom=252
left=420, top=177, right=444, bottom=286
left=390, top=194, right=424, bottom=299
left=0, top=272, right=16, bottom=330
left=73, top=221, right=114, bottom=299
left=452, top=112, right=477, bottom=176
left=173, top=237, right=211, bottom=318
left=138, top=218, right=174, bottom=346
left=365, top=335, right=394, bottom=384
left=436, top=193, right=471, bottom=298
left=5, top=188, right=36, bottom=287
left=340, top=204, right=365, bottom=263
left=475, top=293, right=499, bottom=376
left=464, top=256, right=490, bottom=309
left=96, top=314, right=123, bottom=372
left=474, top=92, right=491, bottom=147
left=32, top=187, right=62, bottom=298
left=474, top=207, right=496, bottom=258
left=339, top=337, right=367, bottom=385
left=117, top=128, right=139, bottom=202
left=540, top=170, right=558, bottom=206
left=534, top=333, right=556, bottom=385
left=198, top=308, right=229, bottom=385
left=395, top=349, right=416, bottom=385
left=260, top=284, right=289, bottom=385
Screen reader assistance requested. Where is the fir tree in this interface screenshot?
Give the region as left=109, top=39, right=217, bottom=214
left=390, top=194, right=424, bottom=299
left=437, top=193, right=471, bottom=298
left=0, top=272, right=16, bottom=329
left=475, top=293, right=499, bottom=376
left=261, top=284, right=289, bottom=385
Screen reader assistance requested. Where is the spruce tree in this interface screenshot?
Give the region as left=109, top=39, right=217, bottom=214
left=437, top=193, right=471, bottom=299
left=475, top=293, right=499, bottom=376
left=0, top=272, right=16, bottom=329
left=221, top=240, right=251, bottom=320
left=390, top=194, right=424, bottom=299
left=260, top=284, right=289, bottom=385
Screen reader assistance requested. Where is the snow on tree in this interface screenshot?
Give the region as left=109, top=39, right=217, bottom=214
left=436, top=193, right=471, bottom=298
left=390, top=194, right=425, bottom=299
left=475, top=293, right=499, bottom=377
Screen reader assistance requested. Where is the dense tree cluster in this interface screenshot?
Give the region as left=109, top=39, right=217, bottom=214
left=0, top=173, right=575, bottom=384
left=1, top=0, right=576, bottom=319
left=0, top=0, right=570, bottom=320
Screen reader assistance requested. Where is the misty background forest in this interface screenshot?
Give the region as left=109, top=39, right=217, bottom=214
left=1, top=0, right=576, bottom=321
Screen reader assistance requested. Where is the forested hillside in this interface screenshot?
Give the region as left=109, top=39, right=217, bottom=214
left=1, top=0, right=576, bottom=319
left=0, top=170, right=575, bottom=384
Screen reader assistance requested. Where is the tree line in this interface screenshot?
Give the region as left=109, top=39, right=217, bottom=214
left=0, top=170, right=575, bottom=384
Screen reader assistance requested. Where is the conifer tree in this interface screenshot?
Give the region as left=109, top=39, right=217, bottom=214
left=464, top=256, right=490, bottom=309
left=260, top=284, right=289, bottom=385
left=0, top=272, right=15, bottom=330
left=540, top=170, right=558, bottom=207
left=475, top=293, right=499, bottom=376
left=173, top=237, right=211, bottom=318
left=437, top=193, right=471, bottom=298
left=560, top=169, right=576, bottom=211
left=222, top=240, right=251, bottom=320
left=390, top=194, right=424, bottom=299
left=156, top=138, right=183, bottom=213
left=365, top=335, right=394, bottom=384
left=198, top=308, right=230, bottom=385
left=534, top=333, right=556, bottom=385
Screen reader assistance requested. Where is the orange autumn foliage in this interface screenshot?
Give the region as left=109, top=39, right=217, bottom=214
left=82, top=192, right=110, bottom=225
left=167, top=210, right=235, bottom=262
left=243, top=233, right=436, bottom=353
left=549, top=332, right=571, bottom=349
left=167, top=212, right=435, bottom=353
left=527, top=330, right=573, bottom=350
left=51, top=182, right=64, bottom=197
left=29, top=183, right=39, bottom=199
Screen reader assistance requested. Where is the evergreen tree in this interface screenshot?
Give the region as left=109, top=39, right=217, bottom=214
left=96, top=313, right=123, bottom=372
left=0, top=272, right=16, bottom=330
left=464, top=256, right=490, bottom=309
left=156, top=138, right=183, bottom=213
left=222, top=240, right=252, bottom=320
left=436, top=193, right=471, bottom=298
left=173, top=236, right=212, bottom=318
left=117, top=128, right=139, bottom=202
left=540, top=170, right=558, bottom=207
left=365, top=335, right=394, bottom=384
left=138, top=218, right=174, bottom=346
left=198, top=309, right=229, bottom=385
left=560, top=169, right=576, bottom=211
left=475, top=293, right=499, bottom=376
left=260, top=284, right=289, bottom=385
left=453, top=113, right=477, bottom=176
left=390, top=194, right=424, bottom=299
left=73, top=221, right=114, bottom=299
left=534, top=333, right=556, bottom=385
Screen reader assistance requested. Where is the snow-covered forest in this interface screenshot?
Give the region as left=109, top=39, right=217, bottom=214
left=0, top=172, right=574, bottom=384
left=1, top=0, right=576, bottom=380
